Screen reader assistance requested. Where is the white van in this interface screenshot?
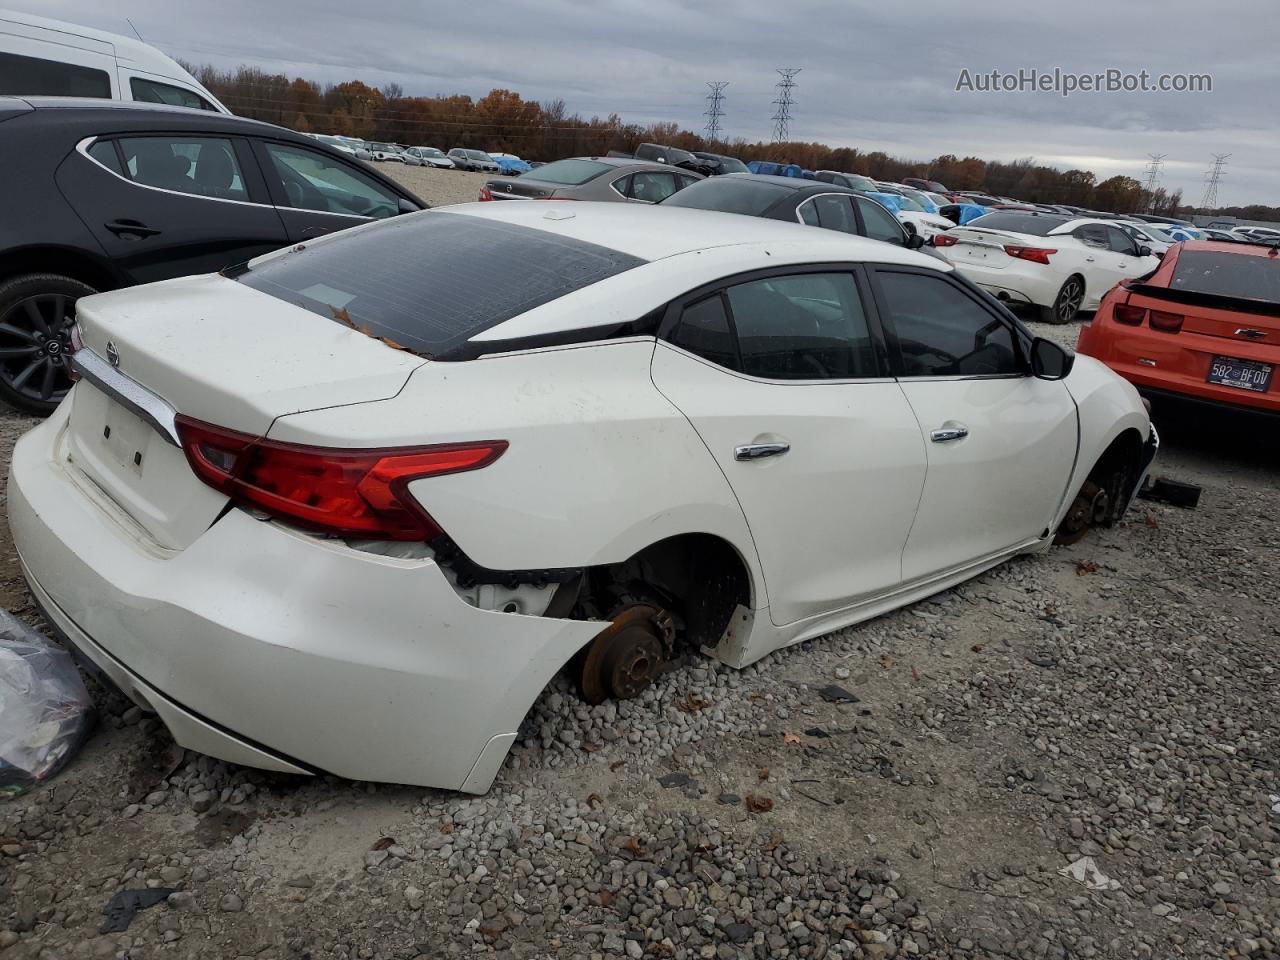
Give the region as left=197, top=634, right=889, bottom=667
left=0, top=9, right=229, bottom=113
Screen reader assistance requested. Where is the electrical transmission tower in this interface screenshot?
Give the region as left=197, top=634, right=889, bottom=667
left=704, top=81, right=728, bottom=141
left=1199, top=153, right=1230, bottom=212
left=1141, top=153, right=1166, bottom=211
left=771, top=68, right=800, bottom=143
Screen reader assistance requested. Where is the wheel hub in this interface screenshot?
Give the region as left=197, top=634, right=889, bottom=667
left=579, top=603, right=673, bottom=705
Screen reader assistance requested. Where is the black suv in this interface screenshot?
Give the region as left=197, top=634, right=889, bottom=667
left=0, top=97, right=425, bottom=413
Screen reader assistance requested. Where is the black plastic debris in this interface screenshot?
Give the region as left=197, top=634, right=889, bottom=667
left=657, top=772, right=693, bottom=788
left=1139, top=477, right=1202, bottom=509
left=817, top=685, right=859, bottom=704
left=100, top=888, right=176, bottom=933
left=804, top=727, right=831, bottom=738
left=717, top=793, right=742, bottom=806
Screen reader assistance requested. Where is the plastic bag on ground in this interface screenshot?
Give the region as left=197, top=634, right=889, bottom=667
left=0, top=610, right=95, bottom=798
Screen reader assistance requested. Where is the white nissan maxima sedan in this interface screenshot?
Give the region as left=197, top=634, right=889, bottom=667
left=934, top=211, right=1162, bottom=324
left=8, top=202, right=1157, bottom=792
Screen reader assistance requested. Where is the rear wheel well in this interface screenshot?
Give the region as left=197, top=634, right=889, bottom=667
left=0, top=247, right=118, bottom=294
left=578, top=533, right=752, bottom=651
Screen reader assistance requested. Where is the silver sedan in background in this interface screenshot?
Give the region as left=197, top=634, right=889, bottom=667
left=478, top=156, right=703, bottom=203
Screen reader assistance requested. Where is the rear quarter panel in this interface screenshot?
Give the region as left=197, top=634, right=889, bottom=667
left=267, top=339, right=765, bottom=600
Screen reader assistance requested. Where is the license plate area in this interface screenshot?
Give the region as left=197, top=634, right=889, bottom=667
left=1206, top=356, right=1273, bottom=393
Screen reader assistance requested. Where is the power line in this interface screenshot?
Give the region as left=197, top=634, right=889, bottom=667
left=771, top=68, right=800, bottom=143
left=704, top=81, right=728, bottom=141
left=1199, top=153, right=1230, bottom=212
left=1140, top=153, right=1166, bottom=211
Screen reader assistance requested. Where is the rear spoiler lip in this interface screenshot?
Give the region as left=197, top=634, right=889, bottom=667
left=1124, top=282, right=1280, bottom=320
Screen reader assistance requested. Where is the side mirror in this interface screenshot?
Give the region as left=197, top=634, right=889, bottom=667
left=905, top=233, right=926, bottom=250
left=1136, top=244, right=1152, bottom=257
left=397, top=198, right=421, bottom=215
left=1030, top=337, right=1075, bottom=380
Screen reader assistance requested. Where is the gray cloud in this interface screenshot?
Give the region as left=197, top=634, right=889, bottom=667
left=28, top=0, right=1278, bottom=206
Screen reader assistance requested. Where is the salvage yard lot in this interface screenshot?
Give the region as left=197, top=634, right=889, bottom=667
left=1, top=190, right=1278, bottom=959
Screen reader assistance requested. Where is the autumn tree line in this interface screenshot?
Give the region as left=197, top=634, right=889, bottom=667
left=187, top=63, right=1269, bottom=219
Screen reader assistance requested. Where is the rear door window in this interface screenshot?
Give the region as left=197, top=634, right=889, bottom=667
left=117, top=136, right=248, bottom=201
left=810, top=195, right=858, bottom=234
left=232, top=212, right=646, bottom=358
left=0, top=51, right=110, bottom=98
left=725, top=273, right=878, bottom=380
left=628, top=172, right=679, bottom=203
left=667, top=294, right=739, bottom=370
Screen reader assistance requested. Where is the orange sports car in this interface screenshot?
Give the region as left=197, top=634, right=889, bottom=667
left=1078, top=239, right=1279, bottom=415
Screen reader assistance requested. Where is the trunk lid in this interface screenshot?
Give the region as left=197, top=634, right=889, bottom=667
left=485, top=178, right=557, bottom=200
left=67, top=274, right=425, bottom=550
left=938, top=227, right=1028, bottom=270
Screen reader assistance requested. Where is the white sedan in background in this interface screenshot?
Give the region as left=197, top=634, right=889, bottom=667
left=405, top=146, right=455, bottom=169
left=9, top=203, right=1155, bottom=792
left=935, top=211, right=1162, bottom=323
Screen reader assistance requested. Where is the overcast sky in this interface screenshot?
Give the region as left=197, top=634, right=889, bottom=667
left=26, top=0, right=1277, bottom=207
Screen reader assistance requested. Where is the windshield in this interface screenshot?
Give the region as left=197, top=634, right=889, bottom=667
left=233, top=212, right=645, bottom=358
left=522, top=158, right=615, bottom=185
left=419, top=148, right=443, bottom=157
left=1142, top=226, right=1177, bottom=242
left=895, top=194, right=927, bottom=212
left=715, top=157, right=750, bottom=174
left=660, top=178, right=795, bottom=215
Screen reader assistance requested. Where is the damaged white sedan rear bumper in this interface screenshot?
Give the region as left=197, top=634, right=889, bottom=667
left=8, top=404, right=600, bottom=792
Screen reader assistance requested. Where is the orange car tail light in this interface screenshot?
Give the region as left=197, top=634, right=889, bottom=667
left=1148, top=310, right=1185, bottom=333
left=1114, top=304, right=1146, bottom=325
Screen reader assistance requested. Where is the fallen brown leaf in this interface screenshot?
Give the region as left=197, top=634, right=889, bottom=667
left=371, top=836, right=395, bottom=851
left=581, top=741, right=601, bottom=753
left=971, top=644, right=984, bottom=653
left=879, top=654, right=895, bottom=668
left=598, top=889, right=616, bottom=908
left=782, top=731, right=802, bottom=746
left=757, top=766, right=770, bottom=782
left=763, top=830, right=785, bottom=852
left=677, top=693, right=711, bottom=712
left=1144, top=514, right=1160, bottom=528
left=1076, top=559, right=1099, bottom=575
left=609, top=759, right=626, bottom=772
left=745, top=793, right=774, bottom=813
left=330, top=305, right=356, bottom=328
left=585, top=792, right=602, bottom=807
left=439, top=821, right=454, bottom=835
left=623, top=835, right=646, bottom=856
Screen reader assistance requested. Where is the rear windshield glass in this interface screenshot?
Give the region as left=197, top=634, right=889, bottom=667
left=232, top=212, right=645, bottom=358
left=523, top=159, right=614, bottom=185
left=660, top=178, right=794, bottom=215
left=966, top=212, right=1069, bottom=236
left=1170, top=250, right=1280, bottom=303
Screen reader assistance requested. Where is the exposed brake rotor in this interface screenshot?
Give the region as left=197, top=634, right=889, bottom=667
left=1055, top=480, right=1110, bottom=546
left=579, top=602, right=675, bottom=705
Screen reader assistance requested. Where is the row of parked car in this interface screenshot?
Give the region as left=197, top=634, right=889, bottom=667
left=307, top=134, right=540, bottom=176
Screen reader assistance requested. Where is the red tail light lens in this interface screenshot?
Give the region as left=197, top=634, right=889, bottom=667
left=1113, top=304, right=1146, bottom=325
left=1003, top=244, right=1056, bottom=265
left=175, top=416, right=507, bottom=541
left=1148, top=310, right=1184, bottom=333
left=478, top=186, right=493, bottom=201
left=932, top=234, right=958, bottom=247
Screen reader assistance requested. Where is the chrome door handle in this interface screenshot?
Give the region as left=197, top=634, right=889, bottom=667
left=930, top=426, right=969, bottom=443
left=735, top=442, right=790, bottom=461
left=1085, top=256, right=1096, bottom=262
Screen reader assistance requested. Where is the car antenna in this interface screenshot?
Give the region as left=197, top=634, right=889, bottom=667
left=126, top=18, right=144, bottom=41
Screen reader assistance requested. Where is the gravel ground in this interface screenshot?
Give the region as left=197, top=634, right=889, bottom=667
left=381, top=164, right=492, bottom=207
left=1, top=278, right=1278, bottom=957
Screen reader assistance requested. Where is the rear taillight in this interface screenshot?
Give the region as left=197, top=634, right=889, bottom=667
left=932, top=234, right=958, bottom=247
left=1003, top=244, right=1056, bottom=265
left=1148, top=310, right=1184, bottom=333
left=478, top=186, right=493, bottom=201
left=175, top=416, right=507, bottom=541
left=1113, top=304, right=1146, bottom=325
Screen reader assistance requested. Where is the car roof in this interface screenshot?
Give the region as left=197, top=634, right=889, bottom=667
left=444, top=199, right=943, bottom=265
left=3, top=95, right=284, bottom=130
left=1, top=8, right=192, bottom=74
